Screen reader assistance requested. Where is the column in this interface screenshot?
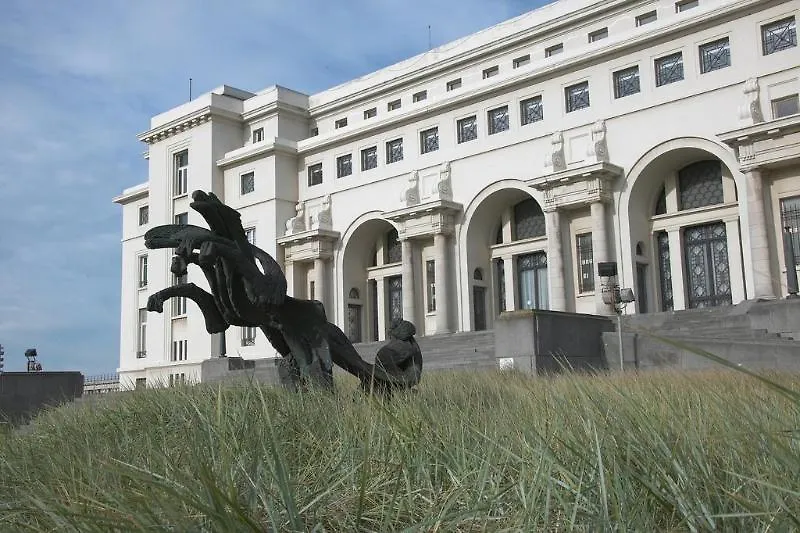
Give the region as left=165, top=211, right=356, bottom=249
left=434, top=233, right=450, bottom=333
left=590, top=201, right=611, bottom=314
left=283, top=260, right=296, bottom=297
left=725, top=217, right=746, bottom=303
left=376, top=277, right=386, bottom=341
left=313, top=257, right=327, bottom=312
left=502, top=254, right=517, bottom=311
left=745, top=169, right=776, bottom=299
left=667, top=228, right=686, bottom=310
left=401, top=239, right=416, bottom=326
left=545, top=209, right=566, bottom=311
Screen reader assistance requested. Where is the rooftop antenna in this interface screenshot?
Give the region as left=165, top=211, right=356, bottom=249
left=428, top=25, right=432, bottom=50
left=189, top=78, right=193, bottom=101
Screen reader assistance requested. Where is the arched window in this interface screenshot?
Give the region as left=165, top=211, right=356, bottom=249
left=654, top=185, right=667, bottom=215
left=636, top=241, right=645, bottom=256
left=678, top=160, right=723, bottom=210
left=349, top=288, right=360, bottom=300
left=385, top=228, right=402, bottom=263
left=473, top=268, right=484, bottom=281
left=513, top=198, right=546, bottom=240
left=495, top=225, right=503, bottom=244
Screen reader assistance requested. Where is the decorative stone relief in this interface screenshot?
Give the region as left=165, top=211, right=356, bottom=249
left=435, top=161, right=453, bottom=201
left=586, top=120, right=609, bottom=163
left=284, top=201, right=306, bottom=236
left=310, top=195, right=333, bottom=231
left=403, top=171, right=420, bottom=206
left=545, top=131, right=566, bottom=172
left=738, top=78, right=764, bottom=125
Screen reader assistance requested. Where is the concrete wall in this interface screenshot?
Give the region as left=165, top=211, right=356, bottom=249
left=0, top=372, right=84, bottom=425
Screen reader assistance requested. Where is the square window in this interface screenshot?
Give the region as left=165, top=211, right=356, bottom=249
left=699, top=37, right=730, bottom=73
left=388, top=99, right=401, bottom=111
left=174, top=212, right=188, bottom=225
left=252, top=127, right=264, bottom=143
left=457, top=115, right=478, bottom=143
left=513, top=54, right=531, bottom=68
left=335, top=117, right=348, bottom=129
left=675, top=0, right=699, bottom=12
left=762, top=17, right=796, bottom=55
left=308, top=163, right=323, bottom=186
left=364, top=107, right=377, bottom=119
left=520, top=96, right=543, bottom=125
left=240, top=172, right=255, bottom=195
left=487, top=106, right=509, bottom=135
left=361, top=146, right=378, bottom=171
left=772, top=94, right=799, bottom=118
left=613, top=66, right=641, bottom=98
left=420, top=127, right=439, bottom=154
left=636, top=10, right=657, bottom=26
left=446, top=78, right=462, bottom=91
left=483, top=65, right=499, bottom=79
left=655, top=52, right=684, bottom=86
left=576, top=233, right=595, bottom=293
left=545, top=43, right=563, bottom=57
left=173, top=149, right=188, bottom=197
left=589, top=28, right=608, bottom=42
left=386, top=138, right=403, bottom=164
left=565, top=81, right=590, bottom=112
left=413, top=90, right=427, bottom=102
left=336, top=154, right=352, bottom=178
left=138, top=205, right=149, bottom=226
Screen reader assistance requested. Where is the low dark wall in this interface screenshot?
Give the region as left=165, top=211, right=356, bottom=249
left=0, top=372, right=84, bottom=425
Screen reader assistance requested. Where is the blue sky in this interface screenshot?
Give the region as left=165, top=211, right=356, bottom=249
left=0, top=0, right=549, bottom=375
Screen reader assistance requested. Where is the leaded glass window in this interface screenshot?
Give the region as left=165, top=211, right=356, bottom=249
left=488, top=106, right=509, bottom=134
left=517, top=252, right=548, bottom=310
left=576, top=233, right=594, bottom=293
left=349, top=288, right=360, bottom=299
left=336, top=154, right=352, bottom=178
left=386, top=138, right=403, bottom=164
left=457, top=115, right=477, bottom=143
left=420, top=127, right=439, bottom=154
left=780, top=196, right=800, bottom=266
left=138, top=205, right=149, bottom=225
left=426, top=260, right=436, bottom=312
left=308, top=163, right=323, bottom=186
left=388, top=276, right=403, bottom=324
left=385, top=228, right=402, bottom=264
left=678, top=160, right=723, bottom=210
left=520, top=96, right=543, bottom=125
left=513, top=198, right=546, bottom=240
left=565, top=82, right=590, bottom=112
left=654, top=185, right=667, bottom=215
left=684, top=222, right=732, bottom=308
left=699, top=37, right=730, bottom=73
left=613, top=66, right=640, bottom=98
left=655, top=52, right=684, bottom=86
left=361, top=146, right=377, bottom=171
left=240, top=172, right=255, bottom=195
left=656, top=231, right=673, bottom=311
left=762, top=17, right=796, bottom=55
left=473, top=268, right=484, bottom=281
left=496, top=259, right=506, bottom=312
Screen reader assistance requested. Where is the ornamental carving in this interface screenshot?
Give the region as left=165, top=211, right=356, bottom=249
left=738, top=78, right=764, bottom=125
left=403, top=171, right=420, bottom=207
left=545, top=131, right=566, bottom=172
left=284, top=201, right=306, bottom=236
left=310, top=195, right=333, bottom=231
left=586, top=120, right=609, bottom=163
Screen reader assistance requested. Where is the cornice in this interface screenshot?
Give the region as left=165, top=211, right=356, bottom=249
left=216, top=137, right=298, bottom=168
left=276, top=228, right=340, bottom=246
left=383, top=199, right=464, bottom=221
left=528, top=161, right=624, bottom=189
left=718, top=114, right=800, bottom=146
left=242, top=100, right=310, bottom=122
left=112, top=184, right=149, bottom=204
left=137, top=106, right=242, bottom=145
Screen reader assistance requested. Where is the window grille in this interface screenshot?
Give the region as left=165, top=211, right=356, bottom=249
left=308, top=163, right=323, bottom=186
left=457, top=115, right=477, bottom=143
left=386, top=138, right=403, bottom=164
left=336, top=154, right=352, bottom=178
left=426, top=260, right=436, bottom=312
left=565, top=82, right=590, bottom=112
left=576, top=233, right=595, bottom=292
left=613, top=67, right=640, bottom=98
left=385, top=229, right=402, bottom=264
left=699, top=38, right=730, bottom=73
left=361, top=146, right=378, bottom=170
left=678, top=160, right=723, bottom=210
left=487, top=106, right=509, bottom=134
left=513, top=199, right=546, bottom=240
left=520, top=96, right=543, bottom=125
left=655, top=52, right=684, bottom=86
left=138, top=205, right=149, bottom=225
left=240, top=172, right=255, bottom=195
left=780, top=196, right=800, bottom=266
left=762, top=17, right=796, bottom=55
left=420, top=127, right=439, bottom=154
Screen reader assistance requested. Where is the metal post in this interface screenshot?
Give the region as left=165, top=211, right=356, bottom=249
left=219, top=330, right=227, bottom=357
left=783, top=226, right=798, bottom=298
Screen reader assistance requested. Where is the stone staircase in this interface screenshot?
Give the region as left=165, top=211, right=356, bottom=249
left=353, top=330, right=496, bottom=372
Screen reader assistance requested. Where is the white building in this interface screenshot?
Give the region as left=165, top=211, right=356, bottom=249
left=114, top=0, right=800, bottom=389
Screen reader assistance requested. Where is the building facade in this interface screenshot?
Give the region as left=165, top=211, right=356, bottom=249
left=114, top=0, right=800, bottom=388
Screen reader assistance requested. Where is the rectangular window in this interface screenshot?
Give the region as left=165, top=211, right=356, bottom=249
left=565, top=81, right=590, bottom=112
left=675, top=0, right=699, bottom=12
left=138, top=205, right=149, bottom=226
left=457, top=115, right=478, bottom=143
left=762, top=17, right=796, bottom=55
left=588, top=28, right=608, bottom=42
left=135, top=377, right=146, bottom=389
left=513, top=54, right=530, bottom=68
left=576, top=233, right=595, bottom=292
left=361, top=146, right=378, bottom=171
left=336, top=154, right=352, bottom=178
left=252, top=127, right=264, bottom=143
left=174, top=212, right=188, bottom=225
left=426, top=260, right=436, bottom=312
left=655, top=52, right=684, bottom=86
left=171, top=339, right=187, bottom=362
left=172, top=273, right=187, bottom=317
left=244, top=227, right=256, bottom=245
left=420, top=127, right=439, bottom=154
left=240, top=172, right=255, bottom=195
left=545, top=43, right=563, bottom=57
left=241, top=326, right=257, bottom=346
left=412, top=90, right=427, bottom=102
left=138, top=254, right=148, bottom=288
left=309, top=280, right=315, bottom=301
left=487, top=105, right=509, bottom=135
left=335, top=117, right=348, bottom=129
left=386, top=138, right=403, bottom=164
left=173, top=150, right=188, bottom=197
left=780, top=196, right=800, bottom=266
left=308, top=163, right=323, bottom=186
left=699, top=37, right=730, bottom=73
left=772, top=94, right=799, bottom=119
left=310, top=127, right=319, bottom=137
left=137, top=308, right=147, bottom=358
left=613, top=66, right=641, bottom=98
left=387, top=99, right=401, bottom=111
left=520, top=96, right=543, bottom=125
left=483, top=65, right=499, bottom=79
left=636, top=10, right=657, bottom=26
left=446, top=78, right=462, bottom=91
left=364, top=107, right=377, bottom=119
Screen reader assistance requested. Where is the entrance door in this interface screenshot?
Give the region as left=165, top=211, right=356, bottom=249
left=387, top=275, right=403, bottom=325
left=636, top=262, right=649, bottom=314
left=473, top=286, right=487, bottom=331
left=517, top=252, right=548, bottom=310
left=684, top=222, right=732, bottom=308
left=347, top=304, right=362, bottom=343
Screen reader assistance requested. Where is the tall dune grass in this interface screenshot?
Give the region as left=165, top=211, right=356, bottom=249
left=1, top=369, right=798, bottom=531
